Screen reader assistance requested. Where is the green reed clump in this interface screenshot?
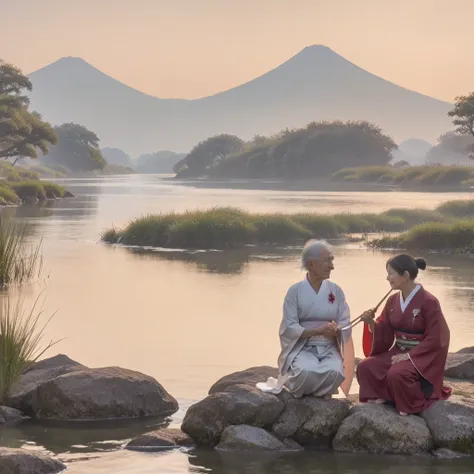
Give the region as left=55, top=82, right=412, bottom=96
left=0, top=218, right=43, bottom=287
left=381, top=208, right=445, bottom=227
left=436, top=199, right=474, bottom=218
left=370, top=220, right=474, bottom=250
left=102, top=206, right=431, bottom=250
left=0, top=294, right=60, bottom=403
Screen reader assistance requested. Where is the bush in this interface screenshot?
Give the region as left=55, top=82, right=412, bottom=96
left=9, top=181, right=46, bottom=200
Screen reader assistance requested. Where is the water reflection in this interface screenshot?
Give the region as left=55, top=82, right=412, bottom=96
left=0, top=417, right=171, bottom=454
left=188, top=449, right=473, bottom=474
left=123, top=246, right=302, bottom=275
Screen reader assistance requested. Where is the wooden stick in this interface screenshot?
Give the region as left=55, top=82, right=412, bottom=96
left=340, top=288, right=393, bottom=331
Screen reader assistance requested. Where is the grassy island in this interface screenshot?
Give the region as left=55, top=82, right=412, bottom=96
left=101, top=201, right=474, bottom=250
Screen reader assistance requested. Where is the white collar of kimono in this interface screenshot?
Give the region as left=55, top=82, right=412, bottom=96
left=305, top=274, right=327, bottom=295
left=399, top=284, right=421, bottom=312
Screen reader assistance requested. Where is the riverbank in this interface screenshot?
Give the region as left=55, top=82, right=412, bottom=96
left=331, top=165, right=474, bottom=187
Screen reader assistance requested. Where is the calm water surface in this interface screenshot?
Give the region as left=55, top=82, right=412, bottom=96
left=1, top=175, right=473, bottom=473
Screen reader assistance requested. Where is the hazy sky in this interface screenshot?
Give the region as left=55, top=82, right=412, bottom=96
left=1, top=0, right=473, bottom=101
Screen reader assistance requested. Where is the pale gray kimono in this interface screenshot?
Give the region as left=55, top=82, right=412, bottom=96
left=276, top=277, right=352, bottom=398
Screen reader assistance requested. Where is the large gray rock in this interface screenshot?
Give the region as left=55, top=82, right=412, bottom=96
left=126, top=428, right=194, bottom=451
left=273, top=397, right=350, bottom=447
left=216, top=425, right=288, bottom=451
left=0, top=406, right=24, bottom=424
left=420, top=397, right=474, bottom=454
left=8, top=354, right=84, bottom=415
left=181, top=384, right=285, bottom=447
left=0, top=447, right=65, bottom=474
left=457, top=346, right=474, bottom=354
left=29, top=366, right=178, bottom=421
left=332, top=404, right=433, bottom=454
left=445, top=354, right=474, bottom=380
left=208, top=366, right=278, bottom=394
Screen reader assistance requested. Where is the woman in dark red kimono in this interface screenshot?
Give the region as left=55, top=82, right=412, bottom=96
left=357, top=254, right=451, bottom=415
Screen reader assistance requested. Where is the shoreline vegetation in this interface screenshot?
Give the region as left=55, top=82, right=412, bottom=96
left=101, top=200, right=474, bottom=251
left=331, top=165, right=474, bottom=187
left=0, top=162, right=72, bottom=205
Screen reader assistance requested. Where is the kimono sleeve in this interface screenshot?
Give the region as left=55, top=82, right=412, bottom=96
left=364, top=298, right=395, bottom=356
left=279, top=285, right=304, bottom=349
left=407, top=298, right=450, bottom=383
left=336, top=286, right=351, bottom=343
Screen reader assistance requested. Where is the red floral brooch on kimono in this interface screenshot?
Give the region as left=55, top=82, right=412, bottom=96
left=328, top=292, right=336, bottom=304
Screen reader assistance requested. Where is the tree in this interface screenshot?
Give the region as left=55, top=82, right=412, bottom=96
left=0, top=60, right=32, bottom=103
left=43, top=123, right=106, bottom=172
left=175, top=134, right=244, bottom=177
left=0, top=59, right=57, bottom=161
left=101, top=147, right=133, bottom=168
left=205, top=121, right=397, bottom=179
left=449, top=93, right=474, bottom=137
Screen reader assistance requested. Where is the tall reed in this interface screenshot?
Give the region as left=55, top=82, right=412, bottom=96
left=0, top=294, right=60, bottom=403
left=0, top=217, right=43, bottom=287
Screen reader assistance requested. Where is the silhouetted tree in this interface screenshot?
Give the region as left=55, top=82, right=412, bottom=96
left=174, top=134, right=245, bottom=176
left=101, top=147, right=133, bottom=168
left=0, top=60, right=57, bottom=160
left=43, top=123, right=106, bottom=172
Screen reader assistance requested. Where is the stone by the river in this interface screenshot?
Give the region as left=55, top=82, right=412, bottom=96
left=7, top=354, right=178, bottom=421
left=126, top=428, right=194, bottom=451
left=208, top=366, right=279, bottom=394
left=332, top=403, right=433, bottom=454
left=457, top=346, right=474, bottom=354
left=216, top=425, right=293, bottom=451
left=181, top=383, right=285, bottom=447
left=420, top=396, right=474, bottom=454
left=445, top=353, right=474, bottom=380
left=272, top=397, right=350, bottom=447
left=0, top=406, right=24, bottom=424
left=180, top=364, right=474, bottom=456
left=0, top=447, right=65, bottom=474
left=8, top=354, right=86, bottom=415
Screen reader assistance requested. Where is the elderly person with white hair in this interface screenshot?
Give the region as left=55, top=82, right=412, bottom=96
left=258, top=239, right=354, bottom=398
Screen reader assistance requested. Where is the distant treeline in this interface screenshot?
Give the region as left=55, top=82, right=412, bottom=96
left=173, top=121, right=397, bottom=179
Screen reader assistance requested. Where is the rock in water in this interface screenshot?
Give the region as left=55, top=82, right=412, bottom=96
left=181, top=384, right=285, bottom=447
left=32, top=366, right=178, bottom=420
left=445, top=354, right=474, bottom=380
left=272, top=397, right=350, bottom=447
left=457, top=346, right=474, bottom=354
left=126, top=428, right=194, bottom=451
left=8, top=354, right=85, bottom=415
left=0, top=406, right=24, bottom=424
left=332, top=404, right=433, bottom=454
left=216, top=425, right=288, bottom=451
left=0, top=448, right=65, bottom=474
left=421, top=397, right=474, bottom=454
left=208, top=366, right=279, bottom=394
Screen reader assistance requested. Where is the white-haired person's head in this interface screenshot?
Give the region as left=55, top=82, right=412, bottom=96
left=301, top=239, right=334, bottom=281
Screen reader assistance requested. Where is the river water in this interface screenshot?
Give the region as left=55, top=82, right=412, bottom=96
left=0, top=174, right=473, bottom=473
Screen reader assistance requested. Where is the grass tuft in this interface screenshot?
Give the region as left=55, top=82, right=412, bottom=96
left=0, top=293, right=61, bottom=403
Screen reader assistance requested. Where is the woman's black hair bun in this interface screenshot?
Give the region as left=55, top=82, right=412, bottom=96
left=415, top=257, right=427, bottom=270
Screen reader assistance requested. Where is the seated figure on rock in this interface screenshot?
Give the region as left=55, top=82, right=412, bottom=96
left=258, top=239, right=355, bottom=398
left=357, top=254, right=452, bottom=416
